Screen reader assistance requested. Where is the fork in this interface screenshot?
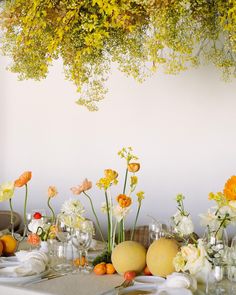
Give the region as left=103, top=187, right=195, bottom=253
left=99, top=279, right=134, bottom=295
left=115, top=280, right=134, bottom=295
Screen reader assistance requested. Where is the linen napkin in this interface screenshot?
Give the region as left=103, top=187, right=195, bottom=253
left=0, top=250, right=48, bottom=277
left=155, top=272, right=197, bottom=295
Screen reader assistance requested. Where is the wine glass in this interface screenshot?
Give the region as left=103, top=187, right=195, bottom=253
left=53, top=215, right=73, bottom=273
left=72, top=220, right=94, bottom=273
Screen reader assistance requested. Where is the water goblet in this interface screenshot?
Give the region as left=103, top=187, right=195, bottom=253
left=53, top=215, right=73, bottom=273
left=72, top=220, right=94, bottom=274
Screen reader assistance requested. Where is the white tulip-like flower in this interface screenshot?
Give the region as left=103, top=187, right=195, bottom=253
left=113, top=205, right=131, bottom=222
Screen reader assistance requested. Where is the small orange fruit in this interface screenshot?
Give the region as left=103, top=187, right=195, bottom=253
left=0, top=235, right=17, bottom=255
left=143, top=265, right=152, bottom=276
left=106, top=263, right=116, bottom=274
left=0, top=240, right=3, bottom=256
left=73, top=256, right=85, bottom=267
left=93, top=262, right=107, bottom=275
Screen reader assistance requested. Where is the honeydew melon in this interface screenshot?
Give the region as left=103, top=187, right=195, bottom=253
left=146, top=238, right=179, bottom=277
left=111, top=241, right=146, bottom=275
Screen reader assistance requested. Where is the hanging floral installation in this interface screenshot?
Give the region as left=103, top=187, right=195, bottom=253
left=0, top=0, right=236, bottom=111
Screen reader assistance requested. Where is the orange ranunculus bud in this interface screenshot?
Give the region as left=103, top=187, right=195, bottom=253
left=14, top=171, right=32, bottom=187
left=117, top=194, right=132, bottom=208
left=128, top=163, right=140, bottom=173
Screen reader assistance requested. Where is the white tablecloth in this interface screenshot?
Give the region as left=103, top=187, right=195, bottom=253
left=0, top=273, right=123, bottom=295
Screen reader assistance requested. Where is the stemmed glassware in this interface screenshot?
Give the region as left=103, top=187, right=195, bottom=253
left=52, top=215, right=74, bottom=273
left=72, top=220, right=94, bottom=274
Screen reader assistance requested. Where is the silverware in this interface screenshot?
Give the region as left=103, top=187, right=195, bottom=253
left=99, top=280, right=134, bottom=295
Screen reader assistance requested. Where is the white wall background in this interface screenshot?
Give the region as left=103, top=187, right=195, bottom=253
left=1, top=55, right=236, bottom=236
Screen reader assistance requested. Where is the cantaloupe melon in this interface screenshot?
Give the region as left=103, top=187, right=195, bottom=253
left=146, top=238, right=179, bottom=277
left=111, top=241, right=146, bottom=275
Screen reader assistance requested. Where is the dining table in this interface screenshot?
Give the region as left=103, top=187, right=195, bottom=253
left=0, top=239, right=207, bottom=295
left=0, top=272, right=124, bottom=295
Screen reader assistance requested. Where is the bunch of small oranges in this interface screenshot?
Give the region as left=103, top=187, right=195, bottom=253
left=93, top=262, right=116, bottom=275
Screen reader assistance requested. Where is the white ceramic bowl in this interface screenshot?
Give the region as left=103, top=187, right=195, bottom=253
left=134, top=276, right=165, bottom=285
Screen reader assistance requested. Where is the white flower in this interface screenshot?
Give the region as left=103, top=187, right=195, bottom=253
left=28, top=219, right=46, bottom=233
left=61, top=198, right=85, bottom=216
left=113, top=205, right=131, bottom=222
left=185, top=239, right=211, bottom=277
left=174, top=212, right=194, bottom=235
left=101, top=202, right=112, bottom=214
left=178, top=216, right=194, bottom=235
left=200, top=208, right=220, bottom=231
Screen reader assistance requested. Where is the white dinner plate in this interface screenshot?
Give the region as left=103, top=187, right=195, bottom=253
left=134, top=276, right=165, bottom=285
left=0, top=268, right=49, bottom=285
left=119, top=284, right=158, bottom=294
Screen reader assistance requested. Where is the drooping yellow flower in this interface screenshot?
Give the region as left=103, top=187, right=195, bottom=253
left=48, top=186, right=58, bottom=198
left=224, top=176, right=236, bottom=201
left=0, top=182, right=15, bottom=202
left=117, top=194, right=132, bottom=208
left=131, top=176, right=138, bottom=187
left=136, top=191, right=145, bottom=203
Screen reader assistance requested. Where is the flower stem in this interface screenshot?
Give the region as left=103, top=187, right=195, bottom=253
left=131, top=203, right=141, bottom=240
left=83, top=191, right=105, bottom=242
left=105, top=190, right=112, bottom=253
left=23, top=184, right=28, bottom=227
left=9, top=198, right=14, bottom=236
left=47, top=197, right=55, bottom=224
left=123, top=168, right=128, bottom=194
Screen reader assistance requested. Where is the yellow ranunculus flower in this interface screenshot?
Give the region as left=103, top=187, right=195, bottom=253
left=104, top=169, right=118, bottom=182
left=0, top=182, right=15, bottom=202
left=96, top=177, right=112, bottom=190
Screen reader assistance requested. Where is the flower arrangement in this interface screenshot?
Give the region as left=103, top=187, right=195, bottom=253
left=1, top=1, right=236, bottom=111
left=171, top=194, right=194, bottom=238
left=201, top=176, right=236, bottom=233
left=0, top=171, right=32, bottom=240
left=27, top=185, right=58, bottom=246
left=71, top=147, right=145, bottom=262
left=172, top=175, right=236, bottom=283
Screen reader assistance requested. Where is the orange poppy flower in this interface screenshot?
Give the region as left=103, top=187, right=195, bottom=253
left=14, top=171, right=32, bottom=187
left=223, top=176, right=236, bottom=201
left=117, top=194, right=132, bottom=208
left=128, top=163, right=140, bottom=173
left=48, top=186, right=58, bottom=198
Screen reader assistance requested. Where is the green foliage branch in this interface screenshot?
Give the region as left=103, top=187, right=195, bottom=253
left=1, top=0, right=236, bottom=110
